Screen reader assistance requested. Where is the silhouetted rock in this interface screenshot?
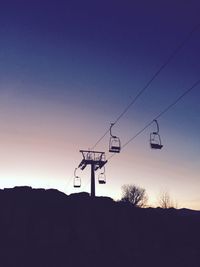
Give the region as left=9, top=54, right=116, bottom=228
left=0, top=187, right=199, bottom=267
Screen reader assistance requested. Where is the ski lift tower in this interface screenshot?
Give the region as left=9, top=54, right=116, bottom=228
left=78, top=150, right=107, bottom=198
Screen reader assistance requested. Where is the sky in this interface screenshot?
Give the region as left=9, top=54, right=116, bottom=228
left=0, top=0, right=200, bottom=209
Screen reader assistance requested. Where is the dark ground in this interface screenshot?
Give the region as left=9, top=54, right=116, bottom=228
left=0, top=186, right=199, bottom=267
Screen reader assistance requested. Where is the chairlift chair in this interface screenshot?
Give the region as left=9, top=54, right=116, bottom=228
left=150, top=133, right=163, bottom=149
left=73, top=168, right=81, bottom=188
left=98, top=172, right=106, bottom=184
left=150, top=120, right=163, bottom=150
left=74, top=176, right=81, bottom=188
left=109, top=123, right=121, bottom=153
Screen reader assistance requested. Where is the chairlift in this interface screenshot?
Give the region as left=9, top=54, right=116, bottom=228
left=98, top=167, right=106, bottom=184
left=109, top=123, right=121, bottom=153
left=150, top=120, right=163, bottom=149
left=73, top=168, right=81, bottom=188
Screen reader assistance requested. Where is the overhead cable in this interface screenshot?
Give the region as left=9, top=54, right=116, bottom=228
left=108, top=78, right=200, bottom=160
left=91, top=23, right=200, bottom=150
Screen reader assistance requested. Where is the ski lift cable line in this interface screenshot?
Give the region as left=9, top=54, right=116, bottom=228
left=91, top=22, right=200, bottom=150
left=108, top=78, right=200, bottom=161
left=70, top=23, right=200, bottom=193
left=75, top=78, right=200, bottom=192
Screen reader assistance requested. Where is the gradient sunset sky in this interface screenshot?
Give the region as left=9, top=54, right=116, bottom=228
left=0, top=0, right=200, bottom=209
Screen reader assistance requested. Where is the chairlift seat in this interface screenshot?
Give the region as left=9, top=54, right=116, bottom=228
left=109, top=145, right=121, bottom=153
left=99, top=180, right=106, bottom=184
left=150, top=143, right=163, bottom=149
left=74, top=184, right=81, bottom=188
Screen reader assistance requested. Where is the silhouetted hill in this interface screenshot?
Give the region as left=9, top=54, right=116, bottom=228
left=0, top=187, right=199, bottom=267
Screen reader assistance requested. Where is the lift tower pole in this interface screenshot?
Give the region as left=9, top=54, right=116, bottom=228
left=91, top=162, right=95, bottom=198
left=78, top=150, right=107, bottom=198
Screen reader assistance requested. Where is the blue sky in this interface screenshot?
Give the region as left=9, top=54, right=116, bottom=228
left=0, top=0, right=199, bottom=209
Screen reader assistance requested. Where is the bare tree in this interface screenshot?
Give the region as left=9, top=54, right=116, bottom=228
left=158, top=191, right=177, bottom=209
left=121, top=184, right=148, bottom=207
